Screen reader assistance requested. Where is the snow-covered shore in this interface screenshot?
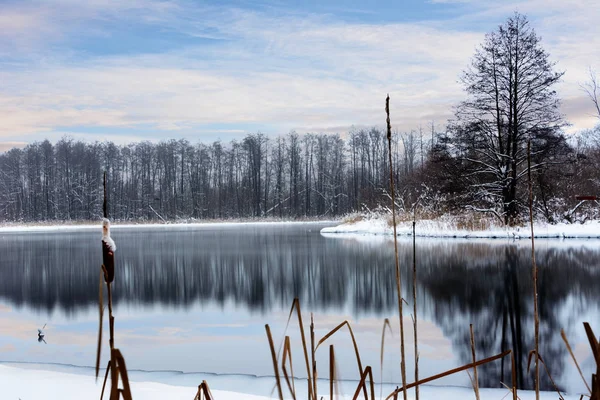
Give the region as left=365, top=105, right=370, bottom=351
left=321, top=217, right=600, bottom=239
left=0, top=363, right=583, bottom=400
left=0, top=220, right=337, bottom=233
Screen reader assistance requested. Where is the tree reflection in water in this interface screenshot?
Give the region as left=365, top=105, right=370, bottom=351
left=0, top=226, right=598, bottom=391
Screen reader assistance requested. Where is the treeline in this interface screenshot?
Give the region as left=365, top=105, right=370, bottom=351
left=0, top=129, right=434, bottom=222
left=0, top=124, right=598, bottom=223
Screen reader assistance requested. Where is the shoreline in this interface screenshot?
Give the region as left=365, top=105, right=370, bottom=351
left=0, top=219, right=338, bottom=233
left=320, top=217, right=600, bottom=240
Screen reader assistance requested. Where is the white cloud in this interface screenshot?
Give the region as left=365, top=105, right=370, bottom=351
left=0, top=0, right=598, bottom=144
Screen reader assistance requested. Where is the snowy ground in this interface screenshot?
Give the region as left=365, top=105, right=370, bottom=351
left=321, top=217, right=600, bottom=239
left=0, top=363, right=584, bottom=400
left=0, top=220, right=337, bottom=233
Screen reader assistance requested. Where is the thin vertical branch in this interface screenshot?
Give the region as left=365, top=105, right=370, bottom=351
left=561, top=330, right=592, bottom=394
left=103, top=171, right=107, bottom=219
left=95, top=269, right=104, bottom=380
left=527, top=140, right=540, bottom=400
left=511, top=350, right=517, bottom=400
left=311, top=313, right=317, bottom=400
left=470, top=324, right=480, bottom=400
left=412, top=214, right=419, bottom=400
left=386, top=94, right=408, bottom=400
left=329, top=345, right=335, bottom=400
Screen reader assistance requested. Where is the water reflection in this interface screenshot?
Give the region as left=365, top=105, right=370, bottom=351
left=0, top=225, right=599, bottom=392
left=417, top=242, right=600, bottom=391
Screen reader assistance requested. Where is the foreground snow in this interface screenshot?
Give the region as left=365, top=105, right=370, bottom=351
left=321, top=217, right=600, bottom=239
left=0, top=364, right=584, bottom=400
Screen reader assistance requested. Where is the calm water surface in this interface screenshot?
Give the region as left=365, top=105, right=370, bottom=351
left=0, top=223, right=598, bottom=395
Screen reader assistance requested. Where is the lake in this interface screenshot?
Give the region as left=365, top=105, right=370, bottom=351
left=0, top=222, right=598, bottom=396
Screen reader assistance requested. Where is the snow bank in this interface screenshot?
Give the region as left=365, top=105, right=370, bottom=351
left=321, top=217, right=600, bottom=239
left=0, top=220, right=337, bottom=233
left=0, top=364, right=583, bottom=400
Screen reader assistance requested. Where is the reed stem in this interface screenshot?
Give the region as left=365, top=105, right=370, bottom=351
left=527, top=140, right=540, bottom=400
left=386, top=95, right=408, bottom=400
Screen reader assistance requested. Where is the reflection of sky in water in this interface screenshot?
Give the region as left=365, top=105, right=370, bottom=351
left=0, top=301, right=460, bottom=388
left=0, top=223, right=599, bottom=395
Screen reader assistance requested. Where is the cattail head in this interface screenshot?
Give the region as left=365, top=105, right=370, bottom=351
left=102, top=218, right=116, bottom=283
left=102, top=218, right=116, bottom=251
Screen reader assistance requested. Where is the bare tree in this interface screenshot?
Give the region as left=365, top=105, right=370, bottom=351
left=454, top=12, right=565, bottom=225
left=581, top=68, right=600, bottom=119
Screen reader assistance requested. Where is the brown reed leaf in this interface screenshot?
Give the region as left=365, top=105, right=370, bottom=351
left=380, top=318, right=392, bottom=400
left=266, top=324, right=284, bottom=400
left=583, top=323, right=599, bottom=365
left=317, top=320, right=368, bottom=400
left=561, top=329, right=592, bottom=394
left=100, top=360, right=111, bottom=400
left=316, top=321, right=362, bottom=373
left=350, top=366, right=375, bottom=400
left=279, top=298, right=314, bottom=400
left=526, top=350, right=564, bottom=400
left=281, top=336, right=296, bottom=400
left=385, top=350, right=511, bottom=400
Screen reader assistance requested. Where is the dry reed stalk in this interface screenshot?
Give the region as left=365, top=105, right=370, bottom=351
left=380, top=319, right=392, bottom=400
left=526, top=351, right=564, bottom=399
left=351, top=366, right=376, bottom=400
left=470, top=324, right=480, bottom=400
left=385, top=350, right=512, bottom=400
left=412, top=216, right=419, bottom=400
left=510, top=350, right=517, bottom=400
left=282, top=336, right=297, bottom=400
left=316, top=320, right=368, bottom=400
left=280, top=298, right=315, bottom=400
left=96, top=269, right=104, bottom=380
left=329, top=345, right=335, bottom=400
left=96, top=171, right=132, bottom=400
left=112, top=349, right=133, bottom=400
left=527, top=140, right=540, bottom=400
left=100, top=360, right=111, bottom=399
left=582, top=323, right=599, bottom=400
left=266, top=324, right=284, bottom=400
left=561, top=329, right=592, bottom=394
left=385, top=95, right=408, bottom=400
left=311, top=314, right=318, bottom=400
left=194, top=380, right=215, bottom=400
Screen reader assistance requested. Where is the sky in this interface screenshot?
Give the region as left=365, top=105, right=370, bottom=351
left=0, top=0, right=599, bottom=151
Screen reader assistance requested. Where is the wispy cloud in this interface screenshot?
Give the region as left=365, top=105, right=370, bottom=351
left=0, top=0, right=598, bottom=145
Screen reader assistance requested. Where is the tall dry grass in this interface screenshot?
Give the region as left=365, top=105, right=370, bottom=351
left=385, top=94, right=408, bottom=400
left=96, top=172, right=133, bottom=400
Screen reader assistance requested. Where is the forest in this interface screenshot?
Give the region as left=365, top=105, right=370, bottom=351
left=0, top=123, right=597, bottom=224
left=0, top=13, right=599, bottom=225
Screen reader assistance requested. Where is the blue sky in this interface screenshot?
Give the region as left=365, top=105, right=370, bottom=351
left=0, top=0, right=599, bottom=150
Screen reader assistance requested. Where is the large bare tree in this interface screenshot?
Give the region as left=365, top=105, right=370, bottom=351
left=455, top=12, right=565, bottom=225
